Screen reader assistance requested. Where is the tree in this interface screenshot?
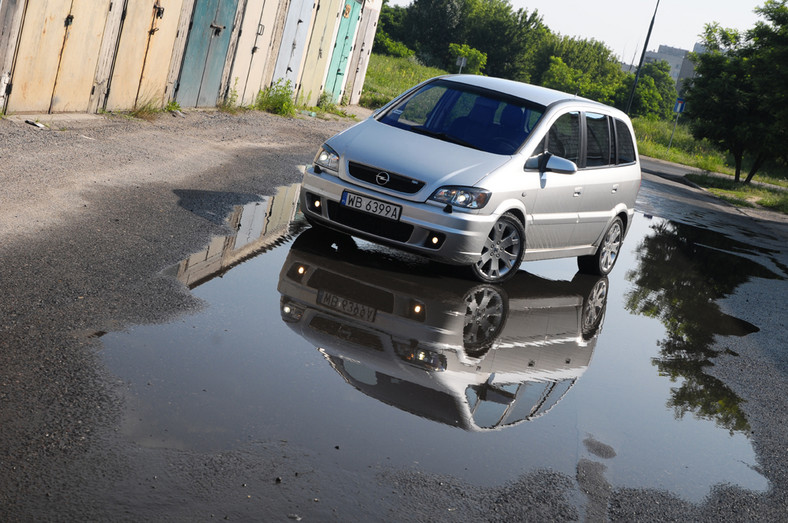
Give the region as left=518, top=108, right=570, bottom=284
left=378, top=0, right=409, bottom=44
left=614, top=71, right=667, bottom=118
left=531, top=35, right=621, bottom=88
left=685, top=1, right=788, bottom=183
left=748, top=0, right=788, bottom=167
left=405, top=0, right=464, bottom=67
left=541, top=56, right=621, bottom=104
left=459, top=0, right=548, bottom=81
left=448, top=43, right=486, bottom=74
left=640, top=60, right=677, bottom=119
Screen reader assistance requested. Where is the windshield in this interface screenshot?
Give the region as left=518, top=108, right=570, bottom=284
left=379, top=79, right=546, bottom=155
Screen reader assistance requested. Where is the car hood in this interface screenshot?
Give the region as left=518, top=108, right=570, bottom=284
left=327, top=118, right=512, bottom=202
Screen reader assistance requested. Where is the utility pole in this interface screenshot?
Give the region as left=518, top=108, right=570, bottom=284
left=625, top=0, right=661, bottom=115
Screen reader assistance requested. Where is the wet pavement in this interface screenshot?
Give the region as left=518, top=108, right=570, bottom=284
left=2, top=121, right=787, bottom=519
left=96, top=174, right=785, bottom=510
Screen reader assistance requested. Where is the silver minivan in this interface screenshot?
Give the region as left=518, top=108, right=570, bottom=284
left=300, top=75, right=641, bottom=282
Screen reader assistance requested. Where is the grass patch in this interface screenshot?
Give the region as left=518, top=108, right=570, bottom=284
left=360, top=54, right=447, bottom=109
left=219, top=80, right=243, bottom=114
left=255, top=79, right=297, bottom=117
left=633, top=118, right=726, bottom=171
left=127, top=98, right=163, bottom=121
left=633, top=118, right=788, bottom=188
left=686, top=173, right=788, bottom=214
left=312, top=92, right=352, bottom=118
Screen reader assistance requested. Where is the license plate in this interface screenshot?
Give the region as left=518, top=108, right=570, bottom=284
left=318, top=290, right=377, bottom=322
left=341, top=191, right=401, bottom=221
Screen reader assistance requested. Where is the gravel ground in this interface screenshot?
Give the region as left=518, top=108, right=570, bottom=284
left=1, top=109, right=787, bottom=521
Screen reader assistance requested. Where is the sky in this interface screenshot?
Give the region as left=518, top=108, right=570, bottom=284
left=388, top=0, right=766, bottom=62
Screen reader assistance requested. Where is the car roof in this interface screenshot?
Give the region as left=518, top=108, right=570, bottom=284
left=440, top=74, right=615, bottom=114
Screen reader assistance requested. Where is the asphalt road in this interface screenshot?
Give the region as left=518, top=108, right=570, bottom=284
left=0, top=112, right=786, bottom=520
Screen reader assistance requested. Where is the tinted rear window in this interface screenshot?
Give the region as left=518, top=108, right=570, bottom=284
left=615, top=119, right=636, bottom=164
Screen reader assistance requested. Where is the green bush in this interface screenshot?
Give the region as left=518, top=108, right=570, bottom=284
left=373, top=31, right=415, bottom=59
left=255, top=79, right=296, bottom=116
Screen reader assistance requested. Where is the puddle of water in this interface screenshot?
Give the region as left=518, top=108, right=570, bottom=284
left=101, top=185, right=777, bottom=502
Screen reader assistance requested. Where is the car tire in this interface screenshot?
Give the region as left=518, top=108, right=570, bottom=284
left=469, top=213, right=525, bottom=283
left=580, top=277, right=608, bottom=340
left=462, top=284, right=509, bottom=358
left=578, top=217, right=624, bottom=276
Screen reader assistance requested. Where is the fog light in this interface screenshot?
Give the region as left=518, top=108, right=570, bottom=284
left=280, top=298, right=305, bottom=322
left=423, top=232, right=445, bottom=249
left=305, top=193, right=322, bottom=214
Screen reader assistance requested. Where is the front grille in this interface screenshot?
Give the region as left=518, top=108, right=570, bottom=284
left=348, top=162, right=425, bottom=194
left=309, top=316, right=384, bottom=351
left=327, top=201, right=414, bottom=242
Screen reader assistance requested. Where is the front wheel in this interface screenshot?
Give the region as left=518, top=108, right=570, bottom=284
left=469, top=213, right=524, bottom=283
left=578, top=217, right=624, bottom=275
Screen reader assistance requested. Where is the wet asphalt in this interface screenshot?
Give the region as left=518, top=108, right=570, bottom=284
left=0, top=111, right=786, bottom=520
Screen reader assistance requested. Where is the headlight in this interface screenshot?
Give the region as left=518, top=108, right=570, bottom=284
left=429, top=186, right=491, bottom=209
left=393, top=342, right=447, bottom=372
left=314, top=144, right=339, bottom=173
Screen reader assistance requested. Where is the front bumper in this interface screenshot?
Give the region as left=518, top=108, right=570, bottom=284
left=300, top=167, right=496, bottom=265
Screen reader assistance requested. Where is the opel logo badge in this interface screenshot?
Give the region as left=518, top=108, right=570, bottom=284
left=375, top=172, right=390, bottom=186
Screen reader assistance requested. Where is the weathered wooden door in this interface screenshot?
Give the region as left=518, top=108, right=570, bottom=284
left=271, top=0, right=314, bottom=84
left=324, top=0, right=360, bottom=103
left=345, top=0, right=379, bottom=105
left=104, top=0, right=185, bottom=111
left=226, top=0, right=278, bottom=105
left=296, top=0, right=342, bottom=106
left=7, top=0, right=110, bottom=113
left=176, top=0, right=238, bottom=107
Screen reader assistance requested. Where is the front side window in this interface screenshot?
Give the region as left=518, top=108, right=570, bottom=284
left=379, top=79, right=545, bottom=155
left=546, top=112, right=580, bottom=164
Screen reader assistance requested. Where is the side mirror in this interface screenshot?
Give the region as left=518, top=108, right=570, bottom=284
left=525, top=152, right=578, bottom=174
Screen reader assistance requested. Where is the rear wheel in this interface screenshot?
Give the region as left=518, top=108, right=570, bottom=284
left=578, top=217, right=624, bottom=276
left=470, top=213, right=524, bottom=283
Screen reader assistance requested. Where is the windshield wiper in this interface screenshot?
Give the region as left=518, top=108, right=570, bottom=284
left=409, top=126, right=481, bottom=150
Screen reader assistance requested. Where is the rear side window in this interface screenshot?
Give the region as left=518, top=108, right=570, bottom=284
left=585, top=113, right=612, bottom=167
left=615, top=119, right=636, bottom=164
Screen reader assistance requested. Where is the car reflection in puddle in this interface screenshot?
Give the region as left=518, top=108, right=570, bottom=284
left=278, top=228, right=609, bottom=432
left=101, top=185, right=772, bottom=502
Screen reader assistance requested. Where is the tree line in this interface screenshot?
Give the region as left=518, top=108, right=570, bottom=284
left=375, top=0, right=788, bottom=182
left=375, top=0, right=677, bottom=119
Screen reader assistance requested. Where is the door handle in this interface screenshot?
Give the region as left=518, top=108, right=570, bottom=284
left=612, top=183, right=620, bottom=194
left=210, top=23, right=225, bottom=36
left=573, top=187, right=583, bottom=197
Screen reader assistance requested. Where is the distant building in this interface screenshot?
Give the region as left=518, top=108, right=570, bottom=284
left=623, top=43, right=705, bottom=95
left=645, top=45, right=687, bottom=83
